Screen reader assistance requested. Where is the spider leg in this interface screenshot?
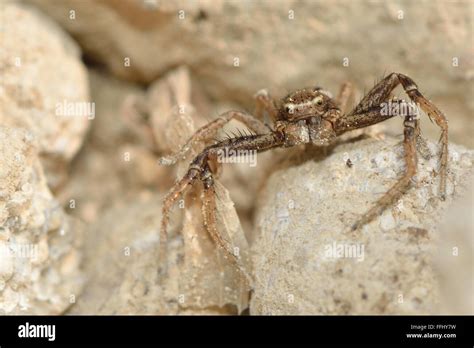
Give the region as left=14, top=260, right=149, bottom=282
left=335, top=81, right=354, bottom=114
left=159, top=166, right=200, bottom=266
left=201, top=166, right=252, bottom=284
left=351, top=114, right=418, bottom=231
left=201, top=167, right=235, bottom=258
left=415, top=123, right=432, bottom=160
left=254, top=89, right=279, bottom=126
left=160, top=132, right=281, bottom=270
left=337, top=73, right=448, bottom=200
left=158, top=110, right=271, bottom=166
left=397, top=74, right=448, bottom=199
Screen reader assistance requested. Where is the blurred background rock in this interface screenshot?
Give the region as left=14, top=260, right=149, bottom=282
left=23, top=0, right=474, bottom=147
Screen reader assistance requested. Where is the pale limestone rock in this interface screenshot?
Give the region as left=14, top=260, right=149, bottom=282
left=435, top=183, right=474, bottom=314
left=0, top=127, right=83, bottom=314
left=54, top=69, right=157, bottom=223
left=25, top=0, right=473, bottom=147
left=0, top=2, right=90, bottom=189
left=69, top=194, right=249, bottom=315
left=250, top=136, right=474, bottom=314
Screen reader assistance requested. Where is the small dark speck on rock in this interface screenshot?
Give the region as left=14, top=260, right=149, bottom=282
left=195, top=10, right=208, bottom=22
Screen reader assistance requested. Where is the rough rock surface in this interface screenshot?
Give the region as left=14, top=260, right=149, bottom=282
left=1, top=2, right=91, bottom=189
left=26, top=0, right=474, bottom=147
left=0, top=127, right=83, bottom=314
left=250, top=136, right=474, bottom=314
left=435, top=183, right=474, bottom=314
left=69, top=194, right=249, bottom=315
left=54, top=69, right=151, bottom=223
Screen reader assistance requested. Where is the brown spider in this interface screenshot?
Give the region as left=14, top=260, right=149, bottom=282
left=158, top=72, right=448, bottom=273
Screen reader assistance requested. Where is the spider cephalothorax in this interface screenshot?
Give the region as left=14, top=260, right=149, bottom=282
left=279, top=87, right=337, bottom=119
left=158, top=73, right=448, bottom=281
left=276, top=87, right=340, bottom=146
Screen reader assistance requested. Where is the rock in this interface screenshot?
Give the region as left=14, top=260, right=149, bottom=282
left=435, top=183, right=474, bottom=314
left=0, top=2, right=91, bottom=190
left=0, top=127, right=83, bottom=314
left=56, top=67, right=216, bottom=223
left=69, top=194, right=249, bottom=315
left=25, top=0, right=473, bottom=147
left=58, top=65, right=230, bottom=223
left=250, top=136, right=474, bottom=314
left=54, top=69, right=153, bottom=223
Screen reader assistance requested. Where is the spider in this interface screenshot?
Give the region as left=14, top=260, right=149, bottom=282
left=158, top=72, right=448, bottom=273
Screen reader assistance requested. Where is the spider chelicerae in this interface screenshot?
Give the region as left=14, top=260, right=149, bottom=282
left=158, top=72, right=448, bottom=275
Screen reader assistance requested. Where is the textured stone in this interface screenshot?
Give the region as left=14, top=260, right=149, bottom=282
left=0, top=127, right=83, bottom=314
left=0, top=2, right=91, bottom=190
left=54, top=69, right=154, bottom=223
left=250, top=136, right=474, bottom=314
left=26, top=0, right=474, bottom=147
left=69, top=194, right=249, bottom=315
left=435, top=183, right=474, bottom=314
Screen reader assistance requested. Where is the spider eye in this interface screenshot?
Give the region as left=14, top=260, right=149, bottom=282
left=313, top=97, right=324, bottom=106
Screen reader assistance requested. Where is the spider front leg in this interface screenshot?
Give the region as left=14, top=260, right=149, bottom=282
left=159, top=154, right=237, bottom=269
left=159, top=165, right=200, bottom=266
left=160, top=132, right=280, bottom=272
left=201, top=166, right=232, bottom=256
left=335, top=82, right=354, bottom=114
left=201, top=164, right=252, bottom=283
left=350, top=114, right=418, bottom=231
left=159, top=110, right=271, bottom=166
left=254, top=89, right=279, bottom=126
left=158, top=110, right=271, bottom=264
left=399, top=75, right=448, bottom=198
left=335, top=72, right=448, bottom=230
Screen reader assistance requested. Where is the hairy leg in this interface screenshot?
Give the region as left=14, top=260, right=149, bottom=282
left=335, top=82, right=354, bottom=114
left=159, top=110, right=271, bottom=166
left=415, top=122, right=432, bottom=160
left=160, top=133, right=281, bottom=269
left=159, top=166, right=200, bottom=266
left=397, top=74, right=448, bottom=199
left=351, top=114, right=418, bottom=231
left=338, top=73, right=448, bottom=200
left=201, top=167, right=252, bottom=284
left=254, top=89, right=279, bottom=126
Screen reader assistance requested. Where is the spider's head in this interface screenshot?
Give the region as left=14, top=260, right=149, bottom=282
left=278, top=87, right=340, bottom=146
left=279, top=87, right=338, bottom=121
